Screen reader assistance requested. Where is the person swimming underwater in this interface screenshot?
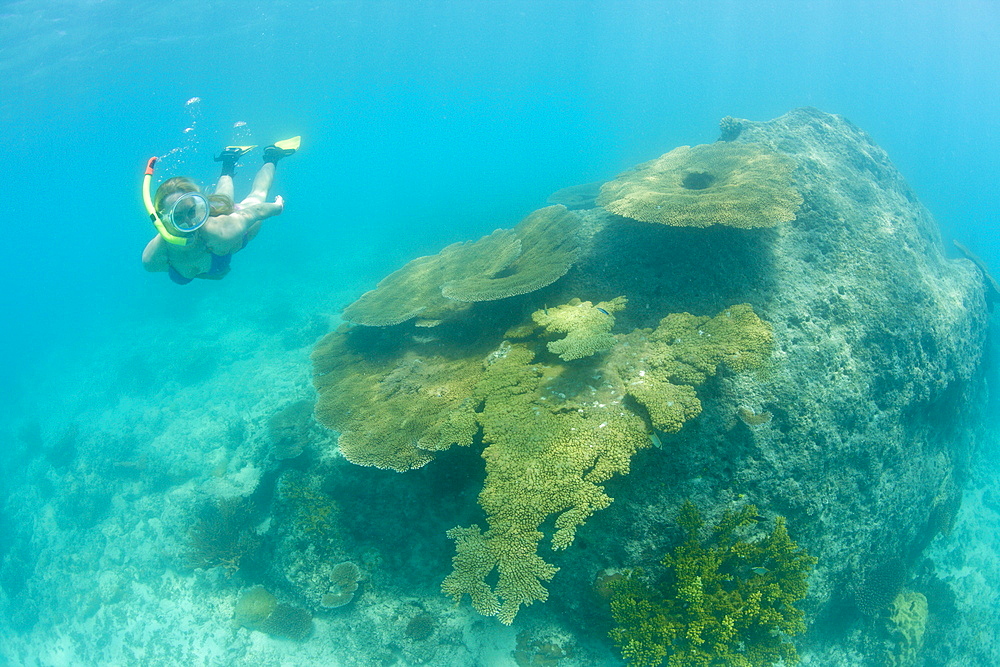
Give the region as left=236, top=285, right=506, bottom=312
left=141, top=137, right=299, bottom=284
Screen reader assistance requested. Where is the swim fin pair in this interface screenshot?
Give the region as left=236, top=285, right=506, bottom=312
left=214, top=136, right=301, bottom=167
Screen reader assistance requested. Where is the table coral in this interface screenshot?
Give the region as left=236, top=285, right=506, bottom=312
left=598, top=142, right=802, bottom=228
left=441, top=205, right=581, bottom=302
left=341, top=205, right=581, bottom=326
left=320, top=561, right=361, bottom=608
left=311, top=326, right=485, bottom=471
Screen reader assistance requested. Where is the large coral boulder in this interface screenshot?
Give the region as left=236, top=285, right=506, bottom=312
left=573, top=108, right=988, bottom=653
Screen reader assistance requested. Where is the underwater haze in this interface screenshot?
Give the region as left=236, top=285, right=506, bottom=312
left=1, top=1, right=999, bottom=665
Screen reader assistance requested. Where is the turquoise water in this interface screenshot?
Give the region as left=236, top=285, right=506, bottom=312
left=2, top=1, right=998, bottom=665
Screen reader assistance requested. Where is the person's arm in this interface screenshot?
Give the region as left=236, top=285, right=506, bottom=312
left=142, top=235, right=169, bottom=272
left=204, top=196, right=284, bottom=254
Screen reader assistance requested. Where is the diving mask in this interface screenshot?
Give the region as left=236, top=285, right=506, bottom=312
left=164, top=192, right=210, bottom=233
left=142, top=156, right=210, bottom=246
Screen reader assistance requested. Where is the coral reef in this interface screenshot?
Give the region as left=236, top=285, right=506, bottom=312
left=886, top=589, right=928, bottom=667
left=341, top=205, right=580, bottom=326
left=315, top=296, right=772, bottom=624
left=607, top=502, right=816, bottom=667
left=597, top=142, right=802, bottom=228
left=529, top=296, right=627, bottom=361
left=307, top=107, right=989, bottom=662
left=268, top=399, right=315, bottom=460
left=320, top=561, right=361, bottom=608
left=186, top=497, right=260, bottom=575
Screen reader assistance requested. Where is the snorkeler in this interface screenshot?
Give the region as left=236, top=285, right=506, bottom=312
left=141, top=137, right=299, bottom=284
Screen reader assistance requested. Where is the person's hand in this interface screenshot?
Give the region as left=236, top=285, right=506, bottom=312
left=274, top=195, right=284, bottom=212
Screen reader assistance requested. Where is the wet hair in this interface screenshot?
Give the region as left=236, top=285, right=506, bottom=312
left=208, top=193, right=235, bottom=216
left=154, top=177, right=235, bottom=217
left=153, top=177, right=200, bottom=216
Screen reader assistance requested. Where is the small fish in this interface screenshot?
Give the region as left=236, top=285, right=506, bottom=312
left=596, top=307, right=610, bottom=316
left=751, top=566, right=769, bottom=576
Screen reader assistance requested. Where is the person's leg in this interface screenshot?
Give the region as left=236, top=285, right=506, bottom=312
left=215, top=174, right=235, bottom=200
left=240, top=162, right=275, bottom=206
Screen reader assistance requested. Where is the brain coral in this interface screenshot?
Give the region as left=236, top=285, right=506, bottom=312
left=597, top=142, right=802, bottom=228
left=341, top=205, right=581, bottom=326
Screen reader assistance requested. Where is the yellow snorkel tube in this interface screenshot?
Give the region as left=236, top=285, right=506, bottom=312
left=143, top=156, right=189, bottom=246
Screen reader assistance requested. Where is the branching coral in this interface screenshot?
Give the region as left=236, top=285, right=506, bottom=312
left=313, top=299, right=773, bottom=624
left=608, top=502, right=816, bottom=667
left=186, top=497, right=260, bottom=575
left=341, top=205, right=581, bottom=326
left=442, top=343, right=650, bottom=624
left=530, top=296, right=627, bottom=361
left=598, top=142, right=802, bottom=229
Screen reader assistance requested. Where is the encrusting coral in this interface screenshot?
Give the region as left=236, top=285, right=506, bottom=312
left=341, top=205, right=581, bottom=326
left=607, top=502, right=816, bottom=667
left=597, top=142, right=802, bottom=229
left=887, top=589, right=928, bottom=667
left=313, top=298, right=774, bottom=624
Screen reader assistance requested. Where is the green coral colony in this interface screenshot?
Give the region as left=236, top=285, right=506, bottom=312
left=312, top=137, right=814, bottom=660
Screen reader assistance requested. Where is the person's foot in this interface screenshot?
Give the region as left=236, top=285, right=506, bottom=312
left=263, top=144, right=296, bottom=164
left=263, top=136, right=300, bottom=164
left=215, top=145, right=255, bottom=176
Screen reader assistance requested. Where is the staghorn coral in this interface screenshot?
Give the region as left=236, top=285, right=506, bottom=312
left=598, top=142, right=802, bottom=229
left=608, top=502, right=816, bottom=667
left=530, top=296, right=627, bottom=361
left=341, top=205, right=581, bottom=326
